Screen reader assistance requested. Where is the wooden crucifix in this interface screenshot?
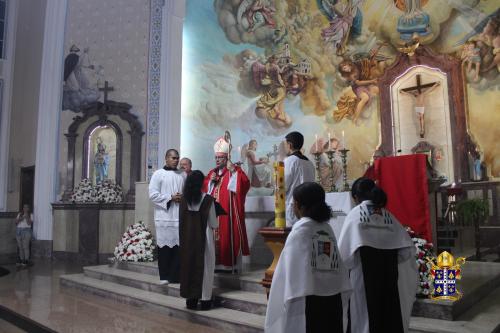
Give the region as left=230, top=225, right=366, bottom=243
left=400, top=74, right=438, bottom=93
left=99, top=81, right=114, bottom=105
left=399, top=74, right=440, bottom=138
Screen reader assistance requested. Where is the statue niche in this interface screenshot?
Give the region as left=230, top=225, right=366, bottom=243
left=378, top=44, right=478, bottom=183
left=63, top=101, right=144, bottom=202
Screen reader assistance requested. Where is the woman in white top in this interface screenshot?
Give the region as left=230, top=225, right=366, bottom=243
left=15, top=204, right=33, bottom=266
left=266, top=182, right=351, bottom=333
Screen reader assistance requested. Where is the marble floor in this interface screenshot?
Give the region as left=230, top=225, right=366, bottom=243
left=0, top=260, right=220, bottom=333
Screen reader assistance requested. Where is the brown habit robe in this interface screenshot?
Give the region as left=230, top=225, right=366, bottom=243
left=179, top=195, right=215, bottom=299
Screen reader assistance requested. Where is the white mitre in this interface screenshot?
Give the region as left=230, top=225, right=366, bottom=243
left=214, top=136, right=230, bottom=156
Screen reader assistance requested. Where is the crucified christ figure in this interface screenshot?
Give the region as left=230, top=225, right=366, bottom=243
left=399, top=75, right=440, bottom=138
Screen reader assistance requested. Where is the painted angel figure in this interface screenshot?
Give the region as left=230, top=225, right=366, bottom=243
left=251, top=55, right=292, bottom=129
left=334, top=43, right=389, bottom=124
left=317, top=0, right=363, bottom=55
left=237, top=0, right=276, bottom=32
left=241, top=139, right=272, bottom=188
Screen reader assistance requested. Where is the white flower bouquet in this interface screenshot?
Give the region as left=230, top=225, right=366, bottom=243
left=71, top=178, right=97, bottom=203
left=406, top=226, right=434, bottom=297
left=114, top=221, right=155, bottom=262
left=70, top=179, right=123, bottom=203
left=95, top=179, right=123, bottom=203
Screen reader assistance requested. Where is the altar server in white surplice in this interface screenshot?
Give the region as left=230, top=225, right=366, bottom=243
left=149, top=149, right=186, bottom=284
left=284, top=132, right=315, bottom=227
left=338, top=178, right=418, bottom=333
left=266, top=182, right=351, bottom=333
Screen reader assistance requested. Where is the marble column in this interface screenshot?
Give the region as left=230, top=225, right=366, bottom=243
left=33, top=0, right=68, bottom=241
left=157, top=0, right=185, bottom=167
left=0, top=1, right=20, bottom=211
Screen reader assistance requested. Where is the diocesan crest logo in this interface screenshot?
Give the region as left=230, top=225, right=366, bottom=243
left=427, top=251, right=465, bottom=301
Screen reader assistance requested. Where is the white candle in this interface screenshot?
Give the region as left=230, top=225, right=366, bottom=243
left=315, top=134, right=318, bottom=152
left=342, top=131, right=345, bottom=148
left=328, top=132, right=331, bottom=151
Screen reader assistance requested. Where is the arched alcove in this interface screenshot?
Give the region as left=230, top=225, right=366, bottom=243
left=62, top=101, right=144, bottom=202
left=82, top=119, right=123, bottom=185
left=378, top=45, right=477, bottom=182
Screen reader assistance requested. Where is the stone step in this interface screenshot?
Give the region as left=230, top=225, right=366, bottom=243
left=109, top=259, right=267, bottom=294
left=60, top=273, right=264, bottom=333
left=83, top=265, right=268, bottom=315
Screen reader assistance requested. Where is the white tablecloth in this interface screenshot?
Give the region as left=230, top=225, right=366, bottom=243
left=245, top=192, right=354, bottom=238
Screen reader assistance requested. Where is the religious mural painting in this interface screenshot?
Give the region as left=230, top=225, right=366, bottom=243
left=182, top=0, right=500, bottom=195
left=62, top=44, right=103, bottom=112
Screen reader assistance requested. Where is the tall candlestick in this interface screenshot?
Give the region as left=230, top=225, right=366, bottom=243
left=326, top=150, right=337, bottom=192
left=315, top=134, right=318, bottom=152
left=339, top=148, right=350, bottom=191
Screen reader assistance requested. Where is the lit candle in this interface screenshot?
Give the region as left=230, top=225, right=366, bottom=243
left=315, top=134, right=318, bottom=152
left=328, top=132, right=331, bottom=151
left=451, top=182, right=456, bottom=188
left=342, top=131, right=345, bottom=148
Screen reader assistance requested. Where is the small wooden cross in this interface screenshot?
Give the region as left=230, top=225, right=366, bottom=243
left=401, top=74, right=438, bottom=94
left=99, top=81, right=114, bottom=104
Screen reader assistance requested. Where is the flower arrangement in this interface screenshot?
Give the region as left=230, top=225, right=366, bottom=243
left=95, top=179, right=123, bottom=203
left=71, top=179, right=123, bottom=203
left=114, top=221, right=155, bottom=262
left=406, top=226, right=434, bottom=297
left=71, top=179, right=96, bottom=203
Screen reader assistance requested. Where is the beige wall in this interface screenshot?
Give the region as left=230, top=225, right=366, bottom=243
left=6, top=0, right=47, bottom=211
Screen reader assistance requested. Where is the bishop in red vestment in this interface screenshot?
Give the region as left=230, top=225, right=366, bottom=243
left=203, top=136, right=250, bottom=270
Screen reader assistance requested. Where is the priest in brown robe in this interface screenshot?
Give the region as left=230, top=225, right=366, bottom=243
left=179, top=170, right=218, bottom=310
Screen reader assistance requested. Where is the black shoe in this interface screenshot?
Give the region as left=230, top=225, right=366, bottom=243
left=200, top=300, right=212, bottom=311
left=186, top=299, right=198, bottom=310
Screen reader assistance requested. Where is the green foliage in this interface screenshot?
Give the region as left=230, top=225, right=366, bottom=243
left=456, top=198, right=489, bottom=225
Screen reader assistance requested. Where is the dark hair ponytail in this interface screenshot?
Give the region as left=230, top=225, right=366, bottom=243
left=351, top=177, right=387, bottom=209
left=183, top=170, right=205, bottom=205
left=293, top=182, right=332, bottom=223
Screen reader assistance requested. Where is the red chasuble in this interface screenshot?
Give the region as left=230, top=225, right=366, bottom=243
left=202, top=166, right=250, bottom=267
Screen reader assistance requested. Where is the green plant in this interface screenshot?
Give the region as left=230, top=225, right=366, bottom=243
left=456, top=198, right=489, bottom=225
left=456, top=198, right=489, bottom=260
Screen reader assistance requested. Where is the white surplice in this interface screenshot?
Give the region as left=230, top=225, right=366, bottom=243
left=265, top=217, right=352, bottom=333
left=284, top=155, right=315, bottom=227
left=338, top=200, right=418, bottom=333
left=148, top=168, right=186, bottom=248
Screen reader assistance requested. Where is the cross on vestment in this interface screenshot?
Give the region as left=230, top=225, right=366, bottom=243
left=401, top=74, right=438, bottom=94
left=99, top=81, right=114, bottom=105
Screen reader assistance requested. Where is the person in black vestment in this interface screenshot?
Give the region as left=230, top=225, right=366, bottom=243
left=179, top=170, right=219, bottom=311
left=338, top=178, right=417, bottom=333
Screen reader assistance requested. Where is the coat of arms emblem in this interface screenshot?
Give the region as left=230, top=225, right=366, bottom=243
left=428, top=251, right=465, bottom=301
